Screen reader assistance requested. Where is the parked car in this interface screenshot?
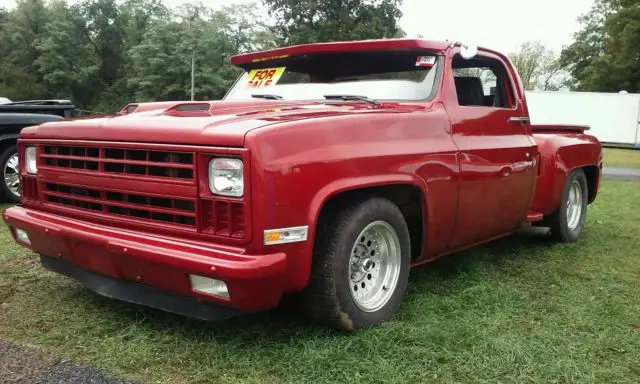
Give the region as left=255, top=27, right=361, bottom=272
left=3, top=39, right=602, bottom=330
left=0, top=100, right=75, bottom=203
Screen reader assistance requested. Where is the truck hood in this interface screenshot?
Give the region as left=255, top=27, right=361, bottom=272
left=21, top=100, right=427, bottom=147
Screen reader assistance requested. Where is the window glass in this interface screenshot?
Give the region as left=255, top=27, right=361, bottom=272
left=452, top=55, right=515, bottom=108
left=225, top=51, right=441, bottom=101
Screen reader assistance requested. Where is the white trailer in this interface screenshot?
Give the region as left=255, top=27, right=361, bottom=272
left=525, top=91, right=640, bottom=148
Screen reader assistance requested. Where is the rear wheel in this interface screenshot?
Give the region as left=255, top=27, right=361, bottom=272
left=302, top=197, right=411, bottom=331
left=548, top=169, right=588, bottom=242
left=0, top=145, right=20, bottom=204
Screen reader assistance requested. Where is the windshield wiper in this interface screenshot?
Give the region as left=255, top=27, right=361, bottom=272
left=251, top=94, right=283, bottom=100
left=323, top=94, right=379, bottom=106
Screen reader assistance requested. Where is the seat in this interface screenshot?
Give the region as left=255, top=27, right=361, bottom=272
left=493, top=76, right=507, bottom=108
left=454, top=76, right=484, bottom=106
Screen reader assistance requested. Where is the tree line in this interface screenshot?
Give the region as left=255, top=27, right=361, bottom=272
left=0, top=0, right=636, bottom=114
left=511, top=0, right=640, bottom=93
left=0, top=0, right=403, bottom=113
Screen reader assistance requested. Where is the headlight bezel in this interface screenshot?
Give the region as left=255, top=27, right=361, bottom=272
left=25, top=146, right=37, bottom=174
left=208, top=158, right=244, bottom=197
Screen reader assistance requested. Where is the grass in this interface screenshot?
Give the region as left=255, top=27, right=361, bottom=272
left=1, top=180, right=639, bottom=383
left=603, top=147, right=640, bottom=168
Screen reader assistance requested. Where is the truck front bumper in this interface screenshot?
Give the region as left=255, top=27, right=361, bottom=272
left=3, top=206, right=287, bottom=319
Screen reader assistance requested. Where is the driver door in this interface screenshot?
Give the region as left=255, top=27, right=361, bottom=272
left=446, top=51, right=538, bottom=248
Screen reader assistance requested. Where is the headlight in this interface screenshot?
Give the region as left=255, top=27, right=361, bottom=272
left=209, top=158, right=243, bottom=197
left=25, top=146, right=37, bottom=174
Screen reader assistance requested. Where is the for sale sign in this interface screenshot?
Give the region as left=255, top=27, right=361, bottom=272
left=246, top=67, right=286, bottom=88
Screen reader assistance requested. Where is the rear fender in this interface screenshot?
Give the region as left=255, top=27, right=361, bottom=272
left=531, top=134, right=602, bottom=216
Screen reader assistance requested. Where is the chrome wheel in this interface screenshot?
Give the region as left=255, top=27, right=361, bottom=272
left=3, top=153, right=19, bottom=198
left=566, top=179, right=583, bottom=230
left=349, top=221, right=401, bottom=312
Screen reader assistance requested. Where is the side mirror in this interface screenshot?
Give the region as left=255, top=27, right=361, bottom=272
left=460, top=44, right=478, bottom=60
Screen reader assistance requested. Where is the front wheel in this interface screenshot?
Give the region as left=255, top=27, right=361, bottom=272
left=302, top=197, right=411, bottom=331
left=548, top=169, right=588, bottom=242
left=0, top=145, right=20, bottom=204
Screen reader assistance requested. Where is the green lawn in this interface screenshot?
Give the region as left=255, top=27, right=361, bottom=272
left=1, top=180, right=639, bottom=384
left=603, top=147, right=640, bottom=168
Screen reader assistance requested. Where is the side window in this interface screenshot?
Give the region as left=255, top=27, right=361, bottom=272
left=452, top=55, right=515, bottom=109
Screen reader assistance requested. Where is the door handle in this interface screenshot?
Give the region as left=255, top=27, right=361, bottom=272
left=508, top=116, right=530, bottom=126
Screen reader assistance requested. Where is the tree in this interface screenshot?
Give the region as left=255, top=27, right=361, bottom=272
left=126, top=5, right=267, bottom=102
left=3, top=0, right=49, bottom=73
left=0, top=0, right=49, bottom=99
left=2, top=0, right=405, bottom=111
left=77, top=0, right=126, bottom=87
left=213, top=4, right=277, bottom=53
left=119, top=0, right=169, bottom=47
left=508, top=41, right=569, bottom=91
left=34, top=1, right=97, bottom=103
left=262, top=0, right=403, bottom=45
left=560, top=0, right=640, bottom=92
left=537, top=58, right=570, bottom=91
left=0, top=8, right=9, bottom=58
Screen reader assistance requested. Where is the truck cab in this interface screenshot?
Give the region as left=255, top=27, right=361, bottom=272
left=3, top=39, right=601, bottom=330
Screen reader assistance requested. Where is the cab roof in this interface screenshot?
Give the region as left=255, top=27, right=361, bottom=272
left=230, top=38, right=453, bottom=67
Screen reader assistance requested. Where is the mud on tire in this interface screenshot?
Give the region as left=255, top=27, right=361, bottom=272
left=302, top=197, right=411, bottom=331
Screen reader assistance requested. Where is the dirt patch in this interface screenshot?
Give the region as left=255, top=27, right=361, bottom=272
left=0, top=340, right=131, bottom=383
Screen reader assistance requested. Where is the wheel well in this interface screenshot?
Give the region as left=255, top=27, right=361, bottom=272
left=316, top=184, right=424, bottom=261
left=0, top=138, right=17, bottom=154
left=582, top=165, right=599, bottom=203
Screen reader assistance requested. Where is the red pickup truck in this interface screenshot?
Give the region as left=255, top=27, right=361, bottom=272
left=3, top=39, right=602, bottom=331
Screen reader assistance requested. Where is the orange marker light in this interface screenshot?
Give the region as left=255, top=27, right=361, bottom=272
left=265, top=232, right=281, bottom=243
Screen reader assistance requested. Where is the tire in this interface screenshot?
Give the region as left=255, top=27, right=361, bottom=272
left=548, top=169, right=588, bottom=242
left=0, top=144, right=20, bottom=204
left=302, top=197, right=411, bottom=331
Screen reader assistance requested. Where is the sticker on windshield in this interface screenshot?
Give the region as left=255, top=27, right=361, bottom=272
left=246, top=67, right=286, bottom=88
left=415, top=56, right=436, bottom=67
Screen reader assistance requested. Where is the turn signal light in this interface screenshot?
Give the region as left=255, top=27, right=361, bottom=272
left=264, top=226, right=308, bottom=245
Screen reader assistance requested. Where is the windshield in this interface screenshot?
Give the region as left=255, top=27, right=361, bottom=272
left=225, top=51, right=440, bottom=102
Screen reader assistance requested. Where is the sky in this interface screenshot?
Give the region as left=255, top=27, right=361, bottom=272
left=0, top=0, right=595, bottom=54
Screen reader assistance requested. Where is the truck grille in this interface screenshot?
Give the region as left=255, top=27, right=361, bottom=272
left=41, top=145, right=194, bottom=181
left=27, top=141, right=249, bottom=241
left=44, top=182, right=196, bottom=228
left=200, top=199, right=246, bottom=238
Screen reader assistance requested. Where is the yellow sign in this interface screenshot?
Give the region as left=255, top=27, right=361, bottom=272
left=247, top=67, right=285, bottom=89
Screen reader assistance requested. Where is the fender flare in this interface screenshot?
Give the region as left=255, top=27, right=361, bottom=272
left=306, top=174, right=430, bottom=246
left=550, top=145, right=601, bottom=210
left=0, top=134, right=19, bottom=150
left=0, top=133, right=19, bottom=143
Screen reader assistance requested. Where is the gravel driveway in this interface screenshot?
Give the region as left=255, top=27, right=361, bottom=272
left=0, top=340, right=130, bottom=384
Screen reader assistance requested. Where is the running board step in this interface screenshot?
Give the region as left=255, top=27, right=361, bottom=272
left=526, top=211, right=544, bottom=222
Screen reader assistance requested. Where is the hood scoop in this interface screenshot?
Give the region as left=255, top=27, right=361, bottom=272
left=119, top=102, right=214, bottom=117
left=163, top=103, right=213, bottom=117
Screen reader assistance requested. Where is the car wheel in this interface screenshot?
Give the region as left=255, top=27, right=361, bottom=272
left=549, top=169, right=588, bottom=242
left=303, top=197, right=411, bottom=331
left=0, top=145, right=20, bottom=204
